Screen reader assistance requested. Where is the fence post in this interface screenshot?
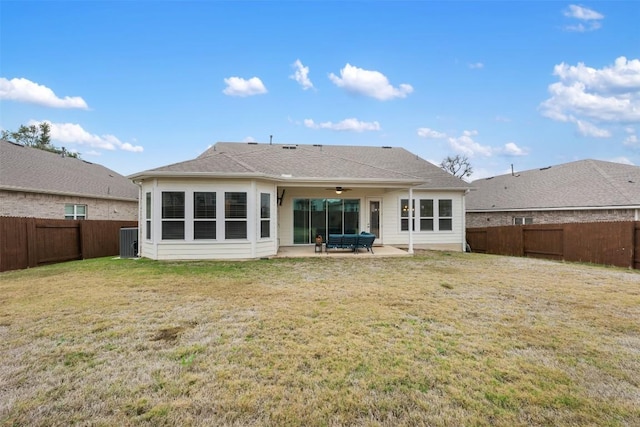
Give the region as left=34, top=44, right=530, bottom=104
left=26, top=218, right=37, bottom=268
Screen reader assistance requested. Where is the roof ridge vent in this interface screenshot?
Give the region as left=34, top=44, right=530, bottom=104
left=247, top=142, right=258, bottom=145
left=382, top=146, right=392, bottom=149
left=539, top=166, right=551, bottom=171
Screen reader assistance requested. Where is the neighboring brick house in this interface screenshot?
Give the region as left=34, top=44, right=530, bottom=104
left=466, top=159, right=640, bottom=228
left=1, top=140, right=138, bottom=220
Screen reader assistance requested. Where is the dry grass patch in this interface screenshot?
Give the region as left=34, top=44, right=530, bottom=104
left=1, top=252, right=639, bottom=426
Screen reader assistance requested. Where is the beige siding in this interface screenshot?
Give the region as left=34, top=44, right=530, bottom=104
left=0, top=189, right=137, bottom=220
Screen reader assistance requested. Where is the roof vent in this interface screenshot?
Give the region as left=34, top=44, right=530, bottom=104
left=382, top=146, right=392, bottom=149
left=313, top=144, right=323, bottom=147
left=540, top=166, right=551, bottom=170
left=247, top=142, right=258, bottom=145
left=282, top=145, right=297, bottom=150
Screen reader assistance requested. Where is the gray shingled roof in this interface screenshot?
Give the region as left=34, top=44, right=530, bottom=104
left=466, top=159, right=640, bottom=211
left=130, top=142, right=471, bottom=190
left=1, top=140, right=138, bottom=201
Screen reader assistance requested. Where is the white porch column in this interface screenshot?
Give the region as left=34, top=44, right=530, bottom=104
left=408, top=186, right=414, bottom=254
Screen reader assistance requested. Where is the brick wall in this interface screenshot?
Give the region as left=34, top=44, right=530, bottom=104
left=466, top=209, right=638, bottom=228
left=0, top=190, right=138, bottom=221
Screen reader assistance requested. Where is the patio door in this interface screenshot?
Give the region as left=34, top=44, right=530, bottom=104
left=367, top=198, right=382, bottom=244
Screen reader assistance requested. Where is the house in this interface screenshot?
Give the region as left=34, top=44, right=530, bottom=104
left=466, top=159, right=640, bottom=228
left=127, top=142, right=472, bottom=260
left=0, top=139, right=138, bottom=220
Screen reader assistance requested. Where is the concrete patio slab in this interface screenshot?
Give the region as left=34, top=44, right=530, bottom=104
left=275, top=245, right=411, bottom=258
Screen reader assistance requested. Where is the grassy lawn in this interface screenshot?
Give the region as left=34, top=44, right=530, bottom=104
left=1, top=251, right=639, bottom=426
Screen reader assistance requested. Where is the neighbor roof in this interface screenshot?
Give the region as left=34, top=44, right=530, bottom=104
left=129, top=142, right=471, bottom=190
left=0, top=140, right=138, bottom=201
left=466, top=159, right=640, bottom=211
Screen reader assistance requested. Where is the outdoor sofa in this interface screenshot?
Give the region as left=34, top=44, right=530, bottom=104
left=325, top=232, right=375, bottom=254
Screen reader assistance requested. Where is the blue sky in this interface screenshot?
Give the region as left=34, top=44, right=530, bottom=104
left=1, top=1, right=639, bottom=180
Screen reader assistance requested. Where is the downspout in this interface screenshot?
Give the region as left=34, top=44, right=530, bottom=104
left=133, top=180, right=143, bottom=257
left=408, top=186, right=414, bottom=254
left=462, top=189, right=469, bottom=252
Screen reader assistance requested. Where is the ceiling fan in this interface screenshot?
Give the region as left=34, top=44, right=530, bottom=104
left=325, top=186, right=352, bottom=195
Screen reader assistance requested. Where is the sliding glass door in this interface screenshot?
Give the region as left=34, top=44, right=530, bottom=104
left=293, top=198, right=360, bottom=244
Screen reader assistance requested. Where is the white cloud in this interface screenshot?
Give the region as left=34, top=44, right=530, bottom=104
left=540, top=57, right=640, bottom=137
left=501, top=142, right=528, bottom=156
left=623, top=130, right=639, bottom=147
left=222, top=76, right=267, bottom=97
left=417, top=127, right=447, bottom=139
left=563, top=5, right=604, bottom=32
left=608, top=156, right=634, bottom=165
left=495, top=115, right=511, bottom=122
left=447, top=130, right=493, bottom=157
left=30, top=120, right=143, bottom=152
left=0, top=77, right=88, bottom=109
left=304, top=118, right=381, bottom=132
left=328, top=63, right=413, bottom=100
left=468, top=62, right=484, bottom=69
left=290, top=59, right=313, bottom=90
left=243, top=136, right=257, bottom=143
left=576, top=120, right=611, bottom=138
left=564, top=5, right=604, bottom=21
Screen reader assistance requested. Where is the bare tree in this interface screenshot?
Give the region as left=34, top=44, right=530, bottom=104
left=440, top=154, right=473, bottom=179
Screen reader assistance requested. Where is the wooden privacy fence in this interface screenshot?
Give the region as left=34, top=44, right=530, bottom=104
left=466, top=221, right=640, bottom=269
left=0, top=217, right=138, bottom=272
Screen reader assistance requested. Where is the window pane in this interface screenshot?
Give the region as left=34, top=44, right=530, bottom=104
left=401, top=199, right=415, bottom=218
left=420, top=218, right=434, bottom=231
left=145, top=192, right=151, bottom=219
left=420, top=200, right=433, bottom=217
left=146, top=221, right=151, bottom=240
left=401, top=199, right=409, bottom=218
left=76, top=205, right=86, bottom=215
left=162, top=221, right=184, bottom=239
left=261, top=193, right=270, bottom=219
left=327, top=198, right=343, bottom=234
left=439, top=219, right=452, bottom=231
left=65, top=205, right=74, bottom=215
left=194, top=192, right=216, bottom=219
left=194, top=221, right=216, bottom=239
left=225, top=192, right=247, bottom=219
left=293, top=199, right=310, bottom=244
left=261, top=220, right=270, bottom=238
left=439, top=199, right=452, bottom=217
left=343, top=199, right=359, bottom=234
left=225, top=221, right=247, bottom=239
left=162, top=192, right=185, bottom=219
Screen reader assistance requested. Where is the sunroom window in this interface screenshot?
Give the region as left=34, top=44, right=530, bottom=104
left=260, top=193, right=270, bottom=238
left=225, top=192, right=247, bottom=239
left=162, top=192, right=185, bottom=239
left=194, top=192, right=216, bottom=239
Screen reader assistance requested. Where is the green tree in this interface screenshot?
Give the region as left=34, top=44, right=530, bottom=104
left=440, top=154, right=473, bottom=179
left=1, top=123, right=79, bottom=158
